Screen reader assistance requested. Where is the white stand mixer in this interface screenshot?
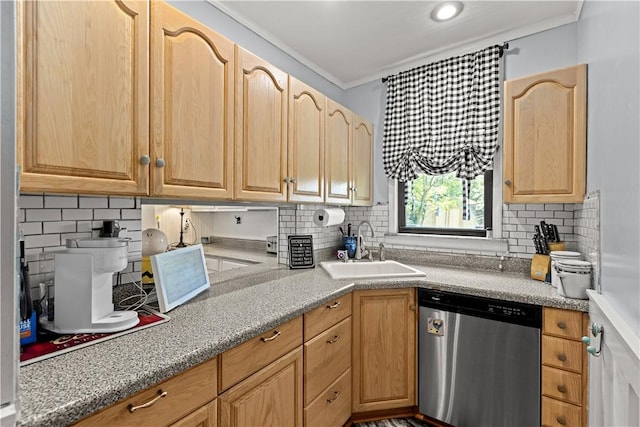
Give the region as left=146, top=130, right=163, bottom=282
left=41, top=238, right=139, bottom=334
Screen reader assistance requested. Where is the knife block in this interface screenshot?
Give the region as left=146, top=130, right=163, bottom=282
left=531, top=254, right=550, bottom=281
left=548, top=241, right=566, bottom=252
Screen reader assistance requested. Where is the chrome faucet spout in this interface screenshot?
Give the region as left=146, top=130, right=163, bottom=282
left=355, top=221, right=376, bottom=260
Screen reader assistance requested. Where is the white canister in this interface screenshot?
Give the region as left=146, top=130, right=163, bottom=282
left=556, top=259, right=592, bottom=299
left=550, top=251, right=582, bottom=288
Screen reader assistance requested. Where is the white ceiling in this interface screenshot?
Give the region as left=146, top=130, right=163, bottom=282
left=210, top=0, right=583, bottom=89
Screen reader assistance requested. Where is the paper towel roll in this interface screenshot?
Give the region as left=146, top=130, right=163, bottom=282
left=313, top=208, right=345, bottom=227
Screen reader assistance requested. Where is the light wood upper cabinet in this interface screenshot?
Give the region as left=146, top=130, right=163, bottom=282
left=219, top=347, right=303, bottom=427
left=18, top=0, right=149, bottom=195
left=352, top=289, right=416, bottom=413
left=325, top=99, right=353, bottom=205
left=150, top=2, right=234, bottom=199
left=503, top=64, right=587, bottom=203
left=352, top=115, right=373, bottom=206
left=234, top=47, right=288, bottom=202
left=288, top=77, right=325, bottom=203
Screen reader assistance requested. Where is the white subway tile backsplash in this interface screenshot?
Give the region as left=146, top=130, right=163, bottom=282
left=43, top=221, right=76, bottom=234
left=62, top=209, right=93, bottom=221
left=121, top=209, right=142, bottom=220
left=26, top=209, right=62, bottom=222
left=20, top=222, right=42, bottom=235
left=44, top=195, right=78, bottom=208
left=19, top=195, right=44, bottom=209
left=79, top=196, right=108, bottom=209
left=109, top=197, right=135, bottom=209
left=24, top=234, right=60, bottom=248
left=93, top=209, right=121, bottom=220
left=525, top=203, right=546, bottom=210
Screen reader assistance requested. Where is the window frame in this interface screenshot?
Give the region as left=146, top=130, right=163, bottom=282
left=397, top=169, right=493, bottom=237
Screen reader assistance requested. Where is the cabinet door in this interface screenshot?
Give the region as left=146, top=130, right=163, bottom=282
left=150, top=2, right=234, bottom=199
left=170, top=400, right=217, bottom=427
left=235, top=47, right=288, bottom=202
left=219, top=348, right=303, bottom=427
left=352, top=289, right=416, bottom=413
left=352, top=115, right=373, bottom=206
left=18, top=0, right=149, bottom=195
left=503, top=64, right=586, bottom=203
left=288, top=77, right=325, bottom=203
left=325, top=99, right=352, bottom=205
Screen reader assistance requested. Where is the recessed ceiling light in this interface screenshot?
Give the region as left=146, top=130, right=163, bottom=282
left=431, top=1, right=464, bottom=22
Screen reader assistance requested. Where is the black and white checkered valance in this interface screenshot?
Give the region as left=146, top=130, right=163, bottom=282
left=383, top=45, right=502, bottom=219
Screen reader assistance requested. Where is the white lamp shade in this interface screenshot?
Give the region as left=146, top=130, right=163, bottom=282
left=142, top=228, right=169, bottom=256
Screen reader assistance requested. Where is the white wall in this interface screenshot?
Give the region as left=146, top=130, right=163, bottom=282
left=167, top=1, right=345, bottom=103
left=577, top=0, right=640, bottom=336
left=196, top=210, right=278, bottom=241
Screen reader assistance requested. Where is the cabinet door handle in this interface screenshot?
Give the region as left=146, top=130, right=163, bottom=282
left=557, top=384, right=568, bottom=394
left=327, top=335, right=340, bottom=344
left=326, top=390, right=341, bottom=403
left=127, top=389, right=167, bottom=413
left=283, top=177, right=290, bottom=183
left=261, top=330, right=281, bottom=342
left=557, top=353, right=567, bottom=362
left=140, top=155, right=151, bottom=166
left=155, top=158, right=166, bottom=168
left=290, top=177, right=297, bottom=184
left=326, top=301, right=341, bottom=309
left=557, top=321, right=567, bottom=330
left=556, top=415, right=567, bottom=425
left=504, top=179, right=512, bottom=186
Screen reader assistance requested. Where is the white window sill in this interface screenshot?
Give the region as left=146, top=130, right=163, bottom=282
left=384, top=233, right=508, bottom=253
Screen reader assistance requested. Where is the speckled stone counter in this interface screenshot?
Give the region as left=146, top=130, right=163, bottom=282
left=17, top=261, right=588, bottom=427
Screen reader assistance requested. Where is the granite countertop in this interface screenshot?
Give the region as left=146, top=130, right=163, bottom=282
left=17, top=260, right=588, bottom=427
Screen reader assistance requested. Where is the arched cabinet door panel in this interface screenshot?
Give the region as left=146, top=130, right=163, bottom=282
left=503, top=64, right=586, bottom=203
left=234, top=47, right=288, bottom=202
left=18, top=0, right=149, bottom=195
left=150, top=1, right=234, bottom=200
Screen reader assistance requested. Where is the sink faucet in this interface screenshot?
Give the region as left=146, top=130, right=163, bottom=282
left=355, top=220, right=376, bottom=261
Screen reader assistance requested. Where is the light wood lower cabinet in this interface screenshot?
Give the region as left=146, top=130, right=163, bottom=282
left=74, top=358, right=217, bottom=427
left=352, top=289, right=417, bottom=414
left=304, top=368, right=351, bottom=427
left=542, top=307, right=589, bottom=427
left=170, top=400, right=217, bottom=427
left=218, top=347, right=303, bottom=427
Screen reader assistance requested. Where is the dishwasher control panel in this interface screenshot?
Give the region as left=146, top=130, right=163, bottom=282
left=418, top=289, right=542, bottom=328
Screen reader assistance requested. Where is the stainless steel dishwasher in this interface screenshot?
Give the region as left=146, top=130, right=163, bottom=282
left=418, top=289, right=541, bottom=427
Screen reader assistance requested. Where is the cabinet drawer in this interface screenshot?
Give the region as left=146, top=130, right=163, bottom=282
left=542, top=335, right=583, bottom=373
left=219, top=316, right=302, bottom=391
left=304, top=317, right=351, bottom=405
left=74, top=358, right=217, bottom=427
left=543, top=308, right=583, bottom=340
left=304, top=368, right=351, bottom=427
left=542, top=396, right=581, bottom=427
left=542, top=366, right=583, bottom=405
left=304, top=293, right=352, bottom=340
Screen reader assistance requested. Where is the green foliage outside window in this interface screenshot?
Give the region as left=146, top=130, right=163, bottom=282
left=405, top=172, right=485, bottom=230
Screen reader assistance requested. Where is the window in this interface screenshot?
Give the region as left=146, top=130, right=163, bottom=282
left=398, top=170, right=493, bottom=237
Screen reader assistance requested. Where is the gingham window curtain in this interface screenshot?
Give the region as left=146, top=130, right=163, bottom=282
left=382, top=45, right=502, bottom=220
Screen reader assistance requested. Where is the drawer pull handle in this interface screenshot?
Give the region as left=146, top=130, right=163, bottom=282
left=327, top=335, right=341, bottom=344
left=557, top=321, right=567, bottom=330
left=327, top=301, right=341, bottom=309
left=557, top=353, right=567, bottom=362
left=128, top=389, right=167, bottom=413
left=261, top=330, right=281, bottom=342
left=327, top=391, right=341, bottom=403
left=556, top=415, right=567, bottom=425
left=557, top=384, right=568, bottom=394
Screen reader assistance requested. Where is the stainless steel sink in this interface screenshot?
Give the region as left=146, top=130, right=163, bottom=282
left=320, top=260, right=426, bottom=280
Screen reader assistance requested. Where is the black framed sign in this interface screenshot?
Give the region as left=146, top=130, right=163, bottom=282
left=288, top=235, right=315, bottom=269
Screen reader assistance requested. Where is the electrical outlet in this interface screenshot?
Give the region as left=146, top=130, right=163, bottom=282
left=235, top=215, right=242, bottom=225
